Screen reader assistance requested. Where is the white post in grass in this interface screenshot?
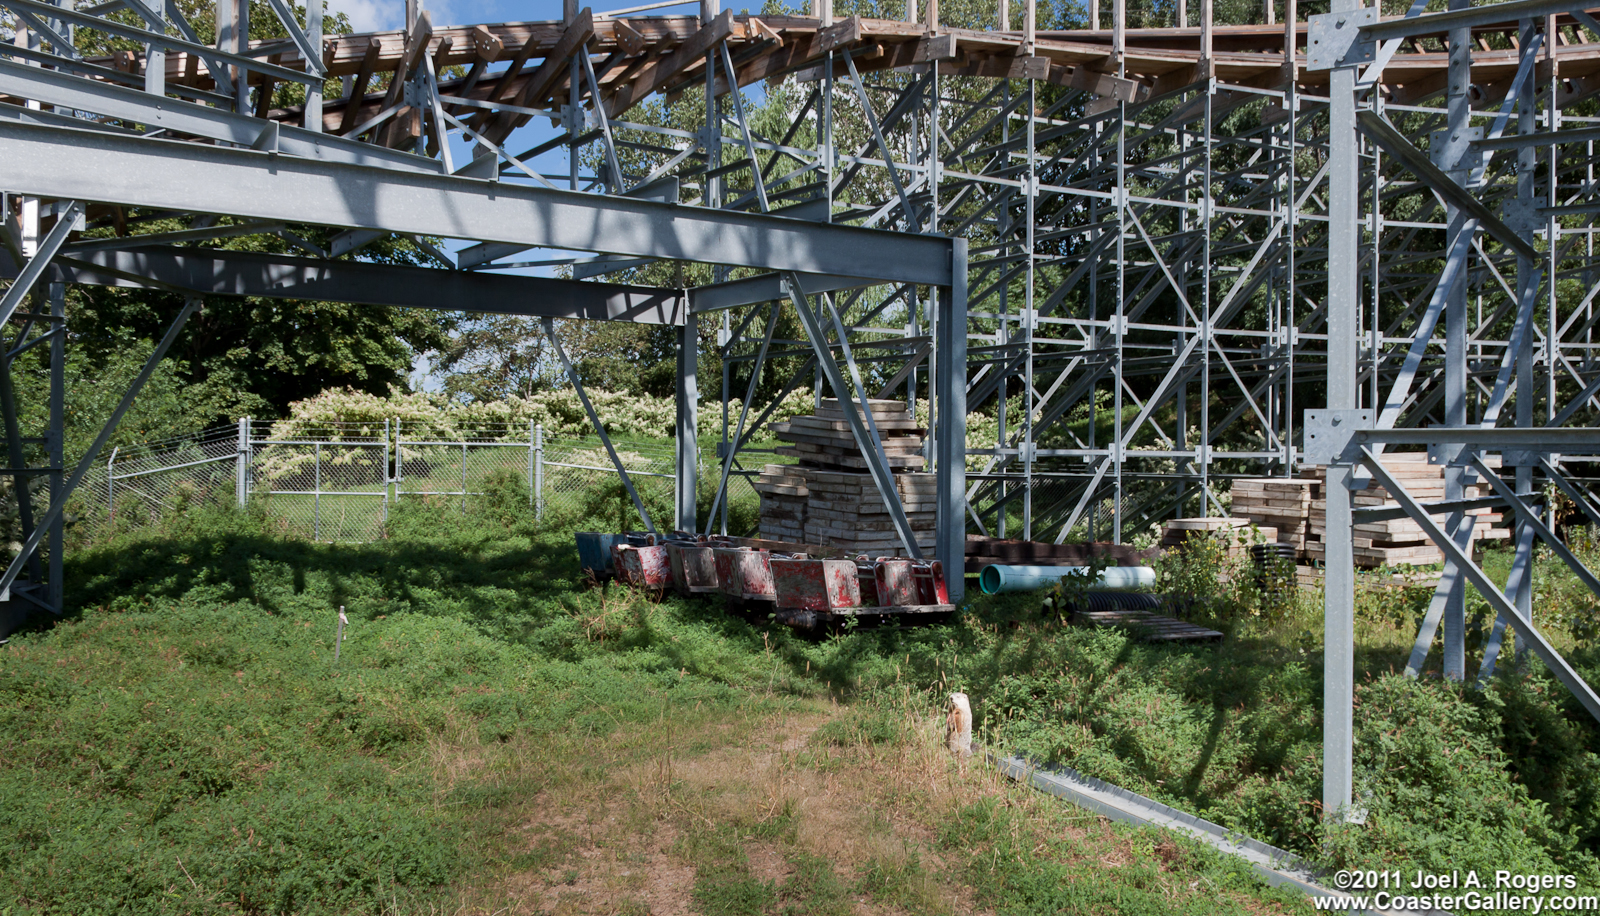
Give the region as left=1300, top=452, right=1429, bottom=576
left=236, top=417, right=249, bottom=507
left=946, top=692, right=972, bottom=756
left=334, top=605, right=347, bottom=663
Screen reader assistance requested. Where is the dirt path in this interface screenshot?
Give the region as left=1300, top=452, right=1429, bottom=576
left=429, top=695, right=1305, bottom=916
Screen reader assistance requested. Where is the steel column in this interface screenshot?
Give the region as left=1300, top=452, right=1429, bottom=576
left=676, top=314, right=698, bottom=532
left=1321, top=0, right=1362, bottom=824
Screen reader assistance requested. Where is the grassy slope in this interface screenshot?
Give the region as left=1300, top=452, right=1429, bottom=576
left=979, top=543, right=1600, bottom=889
left=0, top=502, right=1305, bottom=915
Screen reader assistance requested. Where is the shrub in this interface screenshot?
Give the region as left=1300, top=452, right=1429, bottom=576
left=271, top=384, right=819, bottom=443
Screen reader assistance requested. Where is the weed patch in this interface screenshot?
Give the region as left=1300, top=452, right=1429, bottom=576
left=7, top=499, right=1595, bottom=909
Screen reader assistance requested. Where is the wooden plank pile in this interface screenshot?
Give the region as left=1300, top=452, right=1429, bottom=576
left=1160, top=517, right=1277, bottom=556
left=769, top=398, right=925, bottom=471
left=1228, top=454, right=1508, bottom=568
left=1229, top=478, right=1316, bottom=552
left=754, top=399, right=935, bottom=555
left=753, top=466, right=937, bottom=554
left=1072, top=608, right=1224, bottom=643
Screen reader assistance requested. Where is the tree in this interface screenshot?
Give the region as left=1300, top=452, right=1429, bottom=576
left=430, top=315, right=554, bottom=403
left=552, top=320, right=683, bottom=398
left=65, top=228, right=453, bottom=421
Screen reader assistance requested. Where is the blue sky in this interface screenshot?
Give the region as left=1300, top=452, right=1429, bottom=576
left=326, top=0, right=704, bottom=32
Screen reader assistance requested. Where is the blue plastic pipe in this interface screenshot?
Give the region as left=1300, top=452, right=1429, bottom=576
left=978, top=564, right=1157, bottom=595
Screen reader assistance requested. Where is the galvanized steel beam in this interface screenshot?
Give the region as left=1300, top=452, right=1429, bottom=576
left=0, top=120, right=957, bottom=286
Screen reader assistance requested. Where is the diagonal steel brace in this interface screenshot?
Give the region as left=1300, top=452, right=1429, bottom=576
left=1361, top=447, right=1600, bottom=726
left=0, top=200, right=80, bottom=331
left=542, top=317, right=657, bottom=534
left=1356, top=110, right=1538, bottom=261
left=0, top=295, right=200, bottom=600
left=785, top=275, right=922, bottom=558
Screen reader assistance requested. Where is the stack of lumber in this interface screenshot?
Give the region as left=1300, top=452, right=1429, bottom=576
left=769, top=398, right=925, bottom=471
left=1160, top=517, right=1277, bottom=556
left=754, top=398, right=936, bottom=555
left=753, top=465, right=937, bottom=554
left=1226, top=454, right=1510, bottom=568
left=752, top=464, right=810, bottom=544
left=1229, top=478, right=1317, bottom=552
left=1072, top=608, right=1224, bottom=643
left=1302, top=455, right=1507, bottom=566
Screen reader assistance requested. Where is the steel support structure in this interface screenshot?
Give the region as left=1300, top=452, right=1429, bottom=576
left=6, top=0, right=1600, bottom=828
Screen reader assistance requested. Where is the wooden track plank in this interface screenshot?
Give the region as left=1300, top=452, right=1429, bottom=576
left=607, top=9, right=734, bottom=117
left=123, top=9, right=1600, bottom=98
left=335, top=38, right=383, bottom=133
left=375, top=10, right=433, bottom=148
left=466, top=18, right=549, bottom=136
left=84, top=8, right=1600, bottom=134
left=482, top=8, right=597, bottom=145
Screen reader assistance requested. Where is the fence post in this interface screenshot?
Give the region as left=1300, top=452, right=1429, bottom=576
left=236, top=417, right=249, bottom=507
left=383, top=418, right=391, bottom=524
left=314, top=441, right=321, bottom=540
left=534, top=423, right=544, bottom=521
left=107, top=446, right=118, bottom=523
left=394, top=418, right=402, bottom=501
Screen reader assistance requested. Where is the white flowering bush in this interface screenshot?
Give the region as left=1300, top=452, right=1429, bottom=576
left=703, top=388, right=817, bottom=439
left=269, top=385, right=833, bottom=444
left=268, top=388, right=450, bottom=441
left=268, top=386, right=671, bottom=441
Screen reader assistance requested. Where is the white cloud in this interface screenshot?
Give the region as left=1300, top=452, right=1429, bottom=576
left=325, top=0, right=401, bottom=33
left=419, top=0, right=463, bottom=26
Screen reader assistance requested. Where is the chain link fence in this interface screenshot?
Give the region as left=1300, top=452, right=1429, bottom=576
left=63, top=419, right=761, bottom=546
left=69, top=425, right=241, bottom=542
left=249, top=420, right=389, bottom=541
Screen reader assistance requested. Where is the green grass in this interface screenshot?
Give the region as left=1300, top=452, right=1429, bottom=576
left=8, top=489, right=1600, bottom=911
left=969, top=540, right=1600, bottom=889
left=4, top=500, right=778, bottom=913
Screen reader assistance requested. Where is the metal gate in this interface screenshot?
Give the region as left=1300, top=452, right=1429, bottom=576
left=246, top=419, right=389, bottom=541
left=394, top=421, right=537, bottom=510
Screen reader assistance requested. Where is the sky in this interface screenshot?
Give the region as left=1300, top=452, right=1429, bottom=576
left=325, top=0, right=704, bottom=32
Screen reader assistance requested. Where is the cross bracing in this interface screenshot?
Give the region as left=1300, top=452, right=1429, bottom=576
left=5, top=0, right=1600, bottom=823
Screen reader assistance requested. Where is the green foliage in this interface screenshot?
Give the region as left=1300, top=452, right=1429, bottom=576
left=2, top=501, right=795, bottom=911
left=811, top=696, right=910, bottom=746
left=272, top=383, right=815, bottom=442
left=936, top=796, right=1300, bottom=915
left=0, top=594, right=462, bottom=913
left=1152, top=525, right=1287, bottom=626
left=571, top=468, right=674, bottom=533
left=1353, top=572, right=1434, bottom=632
left=683, top=824, right=780, bottom=916
left=964, top=576, right=1600, bottom=886
left=65, top=224, right=449, bottom=423
left=430, top=314, right=554, bottom=403
left=11, top=492, right=1600, bottom=909
left=1320, top=675, right=1595, bottom=881
left=474, top=466, right=534, bottom=528
left=682, top=825, right=852, bottom=916
left=8, top=327, right=250, bottom=463
left=853, top=855, right=934, bottom=912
